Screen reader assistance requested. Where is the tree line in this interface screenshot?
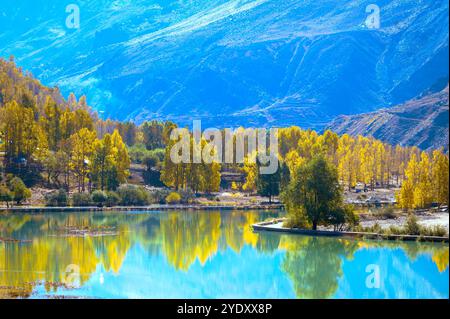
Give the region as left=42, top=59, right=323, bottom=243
left=0, top=57, right=130, bottom=195
left=1, top=57, right=448, bottom=212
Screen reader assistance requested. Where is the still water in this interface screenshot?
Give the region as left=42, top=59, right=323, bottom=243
left=0, top=210, right=448, bottom=299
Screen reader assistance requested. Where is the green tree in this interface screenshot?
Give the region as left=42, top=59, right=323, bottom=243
left=91, top=133, right=115, bottom=190
left=8, top=177, right=31, bottom=205
left=281, top=156, right=344, bottom=230
left=117, top=184, right=150, bottom=206
left=141, top=120, right=164, bottom=150
left=0, top=185, right=13, bottom=208
left=92, top=190, right=108, bottom=207
left=45, top=189, right=68, bottom=207
left=256, top=161, right=280, bottom=203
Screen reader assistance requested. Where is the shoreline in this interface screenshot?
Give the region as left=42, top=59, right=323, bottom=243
left=252, top=219, right=449, bottom=243
left=0, top=204, right=285, bottom=214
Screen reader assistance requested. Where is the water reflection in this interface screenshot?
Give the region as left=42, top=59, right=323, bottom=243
left=160, top=212, right=221, bottom=271
left=0, top=211, right=448, bottom=298
left=281, top=236, right=359, bottom=298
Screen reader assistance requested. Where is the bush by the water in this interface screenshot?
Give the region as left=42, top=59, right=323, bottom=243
left=71, top=192, right=93, bottom=206
left=387, top=214, right=448, bottom=237
left=165, top=192, right=181, bottom=204
left=45, top=189, right=68, bottom=207
left=282, top=206, right=311, bottom=229
left=8, top=177, right=31, bottom=204
left=105, top=191, right=121, bottom=207
left=177, top=190, right=195, bottom=204
left=92, top=190, right=108, bottom=207
left=148, top=189, right=170, bottom=204
left=117, top=184, right=150, bottom=206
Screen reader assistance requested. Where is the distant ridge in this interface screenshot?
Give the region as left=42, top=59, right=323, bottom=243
left=326, top=86, right=449, bottom=152
left=0, top=0, right=448, bottom=128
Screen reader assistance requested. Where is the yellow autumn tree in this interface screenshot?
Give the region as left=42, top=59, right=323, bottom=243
left=69, top=128, right=96, bottom=192
left=111, top=129, right=131, bottom=184
left=431, top=150, right=449, bottom=205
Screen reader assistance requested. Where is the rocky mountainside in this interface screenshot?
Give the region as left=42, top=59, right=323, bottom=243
left=0, top=0, right=448, bottom=128
left=326, top=86, right=449, bottom=151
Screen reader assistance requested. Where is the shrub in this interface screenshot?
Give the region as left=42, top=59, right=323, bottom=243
left=178, top=190, right=195, bottom=204
left=385, top=225, right=403, bottom=235
left=150, top=148, right=165, bottom=162
left=45, top=189, right=68, bottom=207
left=92, top=190, right=108, bottom=207
left=283, top=206, right=311, bottom=229
left=128, top=143, right=150, bottom=164
left=327, top=205, right=359, bottom=231
left=405, top=214, right=421, bottom=235
left=376, top=206, right=397, bottom=219
left=355, top=222, right=383, bottom=234
left=105, top=191, right=121, bottom=207
left=8, top=177, right=31, bottom=204
left=149, top=189, right=171, bottom=204
left=165, top=192, right=181, bottom=204
left=117, top=184, right=150, bottom=206
left=358, top=214, right=448, bottom=237
left=129, top=145, right=165, bottom=165
left=71, top=192, right=93, bottom=207
left=420, top=225, right=448, bottom=237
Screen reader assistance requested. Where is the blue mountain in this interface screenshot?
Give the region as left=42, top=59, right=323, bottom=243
left=0, top=0, right=448, bottom=128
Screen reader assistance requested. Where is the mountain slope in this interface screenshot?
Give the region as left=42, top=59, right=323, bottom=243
left=326, top=86, right=449, bottom=151
left=0, top=0, right=448, bottom=128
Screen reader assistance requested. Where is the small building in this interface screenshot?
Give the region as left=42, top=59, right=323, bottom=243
left=220, top=171, right=246, bottom=190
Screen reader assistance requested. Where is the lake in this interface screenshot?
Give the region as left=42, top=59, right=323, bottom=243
left=0, top=210, right=448, bottom=299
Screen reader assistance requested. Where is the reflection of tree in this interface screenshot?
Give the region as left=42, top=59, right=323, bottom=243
left=130, top=216, right=162, bottom=255
left=0, top=236, right=98, bottom=297
left=0, top=214, right=31, bottom=233
left=221, top=212, right=263, bottom=253
left=221, top=212, right=246, bottom=253
left=160, top=211, right=221, bottom=271
left=160, top=210, right=282, bottom=270
left=242, top=213, right=259, bottom=247
left=431, top=247, right=449, bottom=272
left=399, top=242, right=449, bottom=273
left=256, top=232, right=281, bottom=254
left=0, top=212, right=142, bottom=297
left=281, top=236, right=358, bottom=299
left=362, top=240, right=449, bottom=273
